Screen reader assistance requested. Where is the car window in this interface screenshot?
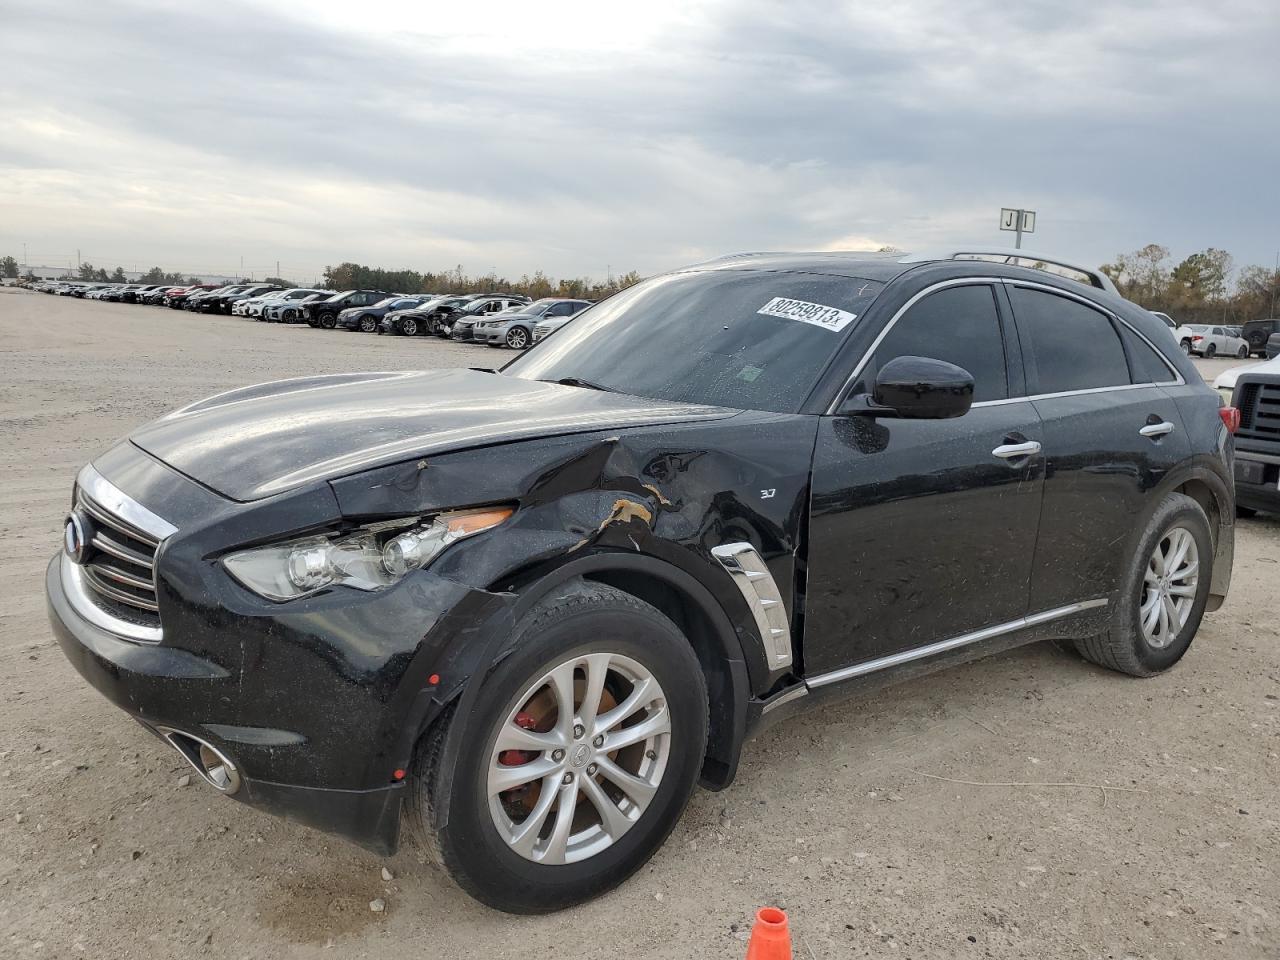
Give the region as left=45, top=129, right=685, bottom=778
left=1009, top=287, right=1130, bottom=394
left=548, top=302, right=576, bottom=316
left=507, top=269, right=885, bottom=413
left=852, top=284, right=1008, bottom=403
left=1119, top=325, right=1177, bottom=384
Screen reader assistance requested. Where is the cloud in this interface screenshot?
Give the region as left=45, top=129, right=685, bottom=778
left=0, top=0, right=1276, bottom=280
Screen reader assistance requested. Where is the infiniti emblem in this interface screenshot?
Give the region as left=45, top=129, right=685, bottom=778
left=570, top=744, right=591, bottom=768
left=64, top=509, right=93, bottom=565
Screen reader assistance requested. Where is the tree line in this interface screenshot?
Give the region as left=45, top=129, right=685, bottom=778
left=321, top=262, right=644, bottom=301
left=1099, top=244, right=1280, bottom=324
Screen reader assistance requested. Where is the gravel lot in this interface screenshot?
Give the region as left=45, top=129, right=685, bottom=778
left=1, top=288, right=1277, bottom=959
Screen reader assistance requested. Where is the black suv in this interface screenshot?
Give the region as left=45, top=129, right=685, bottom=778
left=45, top=252, right=1235, bottom=914
left=305, top=290, right=390, bottom=329
left=1242, top=319, right=1280, bottom=357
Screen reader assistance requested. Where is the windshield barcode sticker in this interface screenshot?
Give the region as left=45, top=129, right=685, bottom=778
left=756, top=297, right=857, bottom=332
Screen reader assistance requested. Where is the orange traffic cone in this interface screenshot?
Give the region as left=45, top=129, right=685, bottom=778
left=746, top=907, right=792, bottom=960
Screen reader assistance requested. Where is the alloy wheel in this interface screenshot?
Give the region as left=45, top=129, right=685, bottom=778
left=402, top=318, right=418, bottom=336
left=360, top=316, right=376, bottom=333
left=487, top=652, right=671, bottom=865
left=1140, top=526, right=1199, bottom=649
left=506, top=327, right=529, bottom=349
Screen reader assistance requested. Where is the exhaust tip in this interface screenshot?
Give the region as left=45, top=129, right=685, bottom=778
left=155, top=727, right=242, bottom=795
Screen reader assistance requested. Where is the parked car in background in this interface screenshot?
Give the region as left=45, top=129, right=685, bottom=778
left=304, top=290, right=391, bottom=329
left=165, top=284, right=221, bottom=309
left=1186, top=324, right=1250, bottom=358
left=100, top=284, right=142, bottom=302
left=244, top=289, right=332, bottom=320
left=382, top=295, right=476, bottom=336
left=475, top=298, right=591, bottom=349
left=214, top=284, right=283, bottom=315
left=1151, top=311, right=1199, bottom=355
left=1241, top=319, right=1280, bottom=357
left=337, top=296, right=429, bottom=333
left=45, top=250, right=1236, bottom=913
left=445, top=295, right=532, bottom=340
left=263, top=291, right=332, bottom=324
left=187, top=285, right=251, bottom=312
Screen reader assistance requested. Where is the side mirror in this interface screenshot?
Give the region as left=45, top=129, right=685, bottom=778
left=843, top=355, right=975, bottom=419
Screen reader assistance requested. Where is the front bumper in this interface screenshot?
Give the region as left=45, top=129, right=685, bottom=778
left=43, top=448, right=519, bottom=853
left=1235, top=451, right=1280, bottom=514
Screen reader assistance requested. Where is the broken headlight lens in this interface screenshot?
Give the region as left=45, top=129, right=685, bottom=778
left=223, top=507, right=513, bottom=601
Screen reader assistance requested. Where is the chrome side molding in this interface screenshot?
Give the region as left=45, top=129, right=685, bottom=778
left=711, top=542, right=793, bottom=670
left=805, top=599, right=1108, bottom=689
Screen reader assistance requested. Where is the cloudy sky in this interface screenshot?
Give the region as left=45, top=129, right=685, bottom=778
left=1, top=0, right=1277, bottom=283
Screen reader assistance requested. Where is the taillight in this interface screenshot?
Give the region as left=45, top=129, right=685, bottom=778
left=1219, top=406, right=1240, bottom=434
left=1192, top=335, right=1203, bottom=342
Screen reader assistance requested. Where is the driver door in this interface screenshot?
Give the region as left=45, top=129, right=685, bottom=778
left=803, top=281, right=1045, bottom=676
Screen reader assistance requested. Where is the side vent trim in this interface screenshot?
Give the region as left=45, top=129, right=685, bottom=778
left=711, top=542, right=793, bottom=670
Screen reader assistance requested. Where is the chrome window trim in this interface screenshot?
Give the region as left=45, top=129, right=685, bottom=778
left=76, top=464, right=178, bottom=541
left=805, top=599, right=1108, bottom=689
left=827, top=277, right=1185, bottom=414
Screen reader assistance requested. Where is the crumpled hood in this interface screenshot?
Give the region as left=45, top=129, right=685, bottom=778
left=127, top=369, right=735, bottom=502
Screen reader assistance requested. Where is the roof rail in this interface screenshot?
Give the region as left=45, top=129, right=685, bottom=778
left=900, top=247, right=1118, bottom=295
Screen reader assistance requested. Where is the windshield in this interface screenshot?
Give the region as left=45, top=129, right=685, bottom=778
left=506, top=269, right=884, bottom=412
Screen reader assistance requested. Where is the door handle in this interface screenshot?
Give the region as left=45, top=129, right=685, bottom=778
left=992, top=441, right=1042, bottom=459
left=1139, top=421, right=1175, bottom=439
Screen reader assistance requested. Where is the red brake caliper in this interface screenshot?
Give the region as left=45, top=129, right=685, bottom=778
left=498, top=711, right=539, bottom=767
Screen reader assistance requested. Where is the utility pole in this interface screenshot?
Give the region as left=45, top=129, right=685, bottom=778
left=76, top=249, right=80, bottom=276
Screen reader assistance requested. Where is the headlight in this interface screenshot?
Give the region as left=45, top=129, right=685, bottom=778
left=223, top=507, right=513, bottom=601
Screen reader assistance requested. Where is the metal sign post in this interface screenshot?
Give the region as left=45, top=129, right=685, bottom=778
left=1000, top=208, right=1036, bottom=249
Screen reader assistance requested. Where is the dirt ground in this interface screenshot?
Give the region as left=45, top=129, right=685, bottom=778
left=0, top=288, right=1276, bottom=959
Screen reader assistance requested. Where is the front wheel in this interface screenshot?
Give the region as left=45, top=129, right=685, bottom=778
left=407, top=583, right=708, bottom=913
left=318, top=312, right=336, bottom=330
left=505, top=326, right=530, bottom=349
left=400, top=317, right=418, bottom=336
left=359, top=315, right=377, bottom=333
left=1074, top=492, right=1213, bottom=677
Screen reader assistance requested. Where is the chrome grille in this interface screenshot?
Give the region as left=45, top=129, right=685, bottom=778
left=64, top=464, right=177, bottom=643
left=1237, top=381, right=1280, bottom=440
left=78, top=488, right=161, bottom=621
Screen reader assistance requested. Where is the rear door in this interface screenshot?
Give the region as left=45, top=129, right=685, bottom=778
left=804, top=280, right=1045, bottom=675
left=1006, top=282, right=1191, bottom=612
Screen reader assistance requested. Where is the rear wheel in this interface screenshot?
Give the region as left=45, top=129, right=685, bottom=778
left=1237, top=344, right=1249, bottom=359
left=1205, top=343, right=1217, bottom=358
left=407, top=583, right=707, bottom=913
left=1180, top=339, right=1192, bottom=354
left=1074, top=493, right=1213, bottom=677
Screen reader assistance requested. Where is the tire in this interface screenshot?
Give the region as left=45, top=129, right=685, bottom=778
left=1237, top=344, right=1249, bottom=359
left=1205, top=343, right=1217, bottom=358
left=318, top=312, right=336, bottom=330
left=505, top=326, right=530, bottom=349
left=401, top=317, right=418, bottom=337
left=1074, top=493, right=1213, bottom=677
left=1180, top=339, right=1192, bottom=355
left=407, top=582, right=708, bottom=913
left=359, top=315, right=377, bottom=333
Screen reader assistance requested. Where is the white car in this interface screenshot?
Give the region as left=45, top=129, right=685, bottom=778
left=1151, top=311, right=1202, bottom=356
left=1213, top=351, right=1280, bottom=400
left=1186, top=324, right=1249, bottom=359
